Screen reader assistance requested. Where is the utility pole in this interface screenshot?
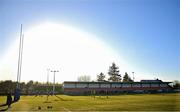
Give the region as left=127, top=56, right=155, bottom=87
left=132, top=72, right=135, bottom=82
left=51, top=70, right=59, bottom=95
left=47, top=69, right=50, bottom=84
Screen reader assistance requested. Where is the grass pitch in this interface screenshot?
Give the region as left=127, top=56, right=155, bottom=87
left=0, top=93, right=179, bottom=111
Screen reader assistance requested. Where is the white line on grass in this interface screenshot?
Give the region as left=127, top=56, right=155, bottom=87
left=63, top=107, right=71, bottom=112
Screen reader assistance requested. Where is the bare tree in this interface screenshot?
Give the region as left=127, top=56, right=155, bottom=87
left=77, top=75, right=91, bottom=82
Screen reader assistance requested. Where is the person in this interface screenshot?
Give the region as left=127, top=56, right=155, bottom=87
left=14, top=88, right=20, bottom=102
left=6, top=93, right=12, bottom=108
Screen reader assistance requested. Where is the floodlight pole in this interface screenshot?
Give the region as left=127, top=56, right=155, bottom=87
left=51, top=70, right=59, bottom=95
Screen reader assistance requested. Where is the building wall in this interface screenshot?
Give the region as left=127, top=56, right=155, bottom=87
left=89, top=83, right=99, bottom=88
left=76, top=83, right=88, bottom=88
left=132, top=84, right=141, bottom=87
left=112, top=83, right=122, bottom=88
left=63, top=83, right=75, bottom=88
left=100, top=84, right=110, bottom=88
left=142, top=84, right=150, bottom=87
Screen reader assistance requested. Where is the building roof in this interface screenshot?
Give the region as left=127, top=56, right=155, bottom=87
left=140, top=79, right=162, bottom=82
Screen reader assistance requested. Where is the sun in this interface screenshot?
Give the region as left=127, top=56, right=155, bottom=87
left=0, top=22, right=129, bottom=83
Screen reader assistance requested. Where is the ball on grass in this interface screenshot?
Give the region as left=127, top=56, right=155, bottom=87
left=38, top=106, right=41, bottom=110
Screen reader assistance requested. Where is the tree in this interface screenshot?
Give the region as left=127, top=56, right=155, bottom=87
left=123, top=72, right=133, bottom=82
left=2, top=80, right=14, bottom=93
left=0, top=80, right=63, bottom=95
left=173, top=80, right=180, bottom=89
left=26, top=80, right=34, bottom=95
left=77, top=75, right=91, bottom=82
left=108, top=62, right=121, bottom=82
left=97, top=72, right=105, bottom=82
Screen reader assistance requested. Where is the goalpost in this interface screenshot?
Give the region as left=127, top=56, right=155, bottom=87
left=14, top=24, right=24, bottom=102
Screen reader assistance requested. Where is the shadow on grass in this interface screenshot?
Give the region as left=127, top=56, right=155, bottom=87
left=0, top=100, right=19, bottom=111
left=55, top=95, right=73, bottom=101
left=0, top=103, right=8, bottom=111
left=44, top=101, right=52, bottom=103
left=0, top=104, right=7, bottom=107
left=0, top=108, right=8, bottom=111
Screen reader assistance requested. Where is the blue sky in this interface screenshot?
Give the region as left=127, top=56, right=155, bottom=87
left=0, top=0, right=179, bottom=81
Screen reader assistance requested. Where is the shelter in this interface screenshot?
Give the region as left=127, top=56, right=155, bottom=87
left=63, top=79, right=172, bottom=95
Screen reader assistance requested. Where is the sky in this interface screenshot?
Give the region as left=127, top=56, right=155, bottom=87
left=0, top=0, right=179, bottom=83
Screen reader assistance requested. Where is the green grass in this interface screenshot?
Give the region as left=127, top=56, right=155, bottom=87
left=0, top=93, right=179, bottom=111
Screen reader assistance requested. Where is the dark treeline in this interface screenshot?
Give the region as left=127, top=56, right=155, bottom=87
left=0, top=80, right=63, bottom=95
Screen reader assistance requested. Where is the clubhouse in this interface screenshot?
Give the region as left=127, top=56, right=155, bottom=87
left=63, top=79, right=173, bottom=95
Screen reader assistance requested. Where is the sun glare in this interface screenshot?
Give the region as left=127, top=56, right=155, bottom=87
left=0, top=22, right=130, bottom=82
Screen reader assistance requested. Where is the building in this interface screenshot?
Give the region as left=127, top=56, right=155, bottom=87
left=63, top=79, right=173, bottom=95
